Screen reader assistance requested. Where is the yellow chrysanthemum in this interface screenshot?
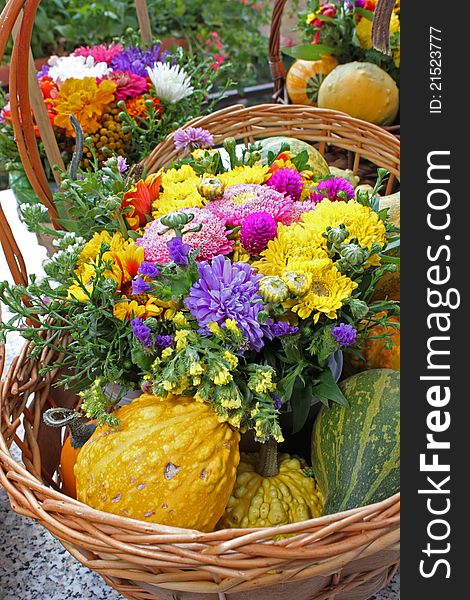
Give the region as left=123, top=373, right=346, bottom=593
left=253, top=222, right=327, bottom=277
left=162, top=164, right=198, bottom=186
left=52, top=77, right=116, bottom=135
left=355, top=17, right=373, bottom=49
left=152, top=180, right=204, bottom=217
left=77, top=230, right=126, bottom=269
left=218, top=165, right=270, bottom=187
left=301, top=199, right=386, bottom=264
left=389, top=13, right=400, bottom=35
left=286, top=263, right=358, bottom=322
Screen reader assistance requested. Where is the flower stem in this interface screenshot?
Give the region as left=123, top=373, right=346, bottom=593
left=256, top=438, right=279, bottom=477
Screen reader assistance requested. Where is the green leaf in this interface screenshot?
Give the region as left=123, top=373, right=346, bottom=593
left=313, top=369, right=349, bottom=408
left=355, top=8, right=375, bottom=21
left=281, top=44, right=337, bottom=61
left=291, top=379, right=313, bottom=434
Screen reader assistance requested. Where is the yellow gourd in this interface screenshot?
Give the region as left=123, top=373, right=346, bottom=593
left=75, top=394, right=240, bottom=532
left=286, top=56, right=338, bottom=106
left=318, top=62, right=399, bottom=125
left=218, top=441, right=323, bottom=529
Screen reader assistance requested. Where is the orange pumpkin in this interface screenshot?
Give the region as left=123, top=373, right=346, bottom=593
left=344, top=316, right=400, bottom=375
left=286, top=56, right=338, bottom=106
left=43, top=408, right=96, bottom=498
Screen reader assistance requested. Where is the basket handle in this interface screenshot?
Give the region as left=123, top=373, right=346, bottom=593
left=0, top=0, right=154, bottom=227
left=268, top=0, right=289, bottom=104
left=372, top=0, right=395, bottom=54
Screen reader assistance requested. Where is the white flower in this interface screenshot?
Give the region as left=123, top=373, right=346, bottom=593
left=146, top=62, right=194, bottom=103
left=47, top=55, right=111, bottom=85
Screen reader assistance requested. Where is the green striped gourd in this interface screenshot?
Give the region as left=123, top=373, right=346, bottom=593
left=311, top=369, right=400, bottom=515
left=258, top=136, right=330, bottom=177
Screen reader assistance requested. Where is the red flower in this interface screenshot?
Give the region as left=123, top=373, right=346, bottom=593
left=121, top=172, right=162, bottom=229
left=38, top=76, right=59, bottom=100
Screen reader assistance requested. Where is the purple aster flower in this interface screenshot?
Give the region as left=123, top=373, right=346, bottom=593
left=267, top=167, right=304, bottom=201
left=37, top=64, right=50, bottom=79
left=138, top=261, right=160, bottom=278
left=240, top=211, right=278, bottom=255
left=310, top=177, right=355, bottom=204
left=117, top=155, right=128, bottom=174
left=174, top=127, right=214, bottom=152
left=273, top=395, right=282, bottom=411
left=132, top=275, right=151, bottom=295
left=345, top=0, right=365, bottom=8
left=331, top=323, right=357, bottom=347
left=184, top=255, right=267, bottom=351
left=111, top=45, right=169, bottom=77
left=167, top=236, right=191, bottom=266
left=272, top=322, right=299, bottom=337
left=131, top=317, right=153, bottom=347
left=155, top=334, right=174, bottom=349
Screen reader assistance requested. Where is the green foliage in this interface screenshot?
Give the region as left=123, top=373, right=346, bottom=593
left=1, top=0, right=271, bottom=86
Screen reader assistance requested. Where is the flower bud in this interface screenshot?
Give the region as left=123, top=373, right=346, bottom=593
left=197, top=176, right=224, bottom=200
left=258, top=276, right=289, bottom=303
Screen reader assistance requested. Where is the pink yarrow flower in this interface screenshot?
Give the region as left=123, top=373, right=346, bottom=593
left=137, top=208, right=233, bottom=263
left=206, top=184, right=293, bottom=227
left=73, top=42, right=124, bottom=65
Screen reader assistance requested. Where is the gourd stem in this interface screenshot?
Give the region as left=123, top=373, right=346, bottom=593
left=256, top=438, right=279, bottom=477
left=43, top=408, right=96, bottom=449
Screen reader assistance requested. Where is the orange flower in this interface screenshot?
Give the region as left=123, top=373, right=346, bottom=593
left=125, top=95, right=162, bottom=120
left=52, top=77, right=116, bottom=135
left=121, top=172, right=163, bottom=229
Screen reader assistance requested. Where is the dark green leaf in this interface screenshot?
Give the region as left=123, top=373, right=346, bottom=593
left=313, top=369, right=349, bottom=408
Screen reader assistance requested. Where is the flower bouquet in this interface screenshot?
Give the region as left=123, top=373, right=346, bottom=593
left=0, top=125, right=400, bottom=535
left=0, top=34, right=229, bottom=227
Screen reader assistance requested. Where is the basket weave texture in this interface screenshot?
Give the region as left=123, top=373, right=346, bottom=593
left=1, top=104, right=400, bottom=600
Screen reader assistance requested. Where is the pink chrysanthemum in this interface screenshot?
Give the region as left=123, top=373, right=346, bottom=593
left=289, top=199, right=318, bottom=222
left=137, top=208, right=233, bottom=263
left=240, top=212, right=278, bottom=255
left=310, top=177, right=356, bottom=203
left=105, top=70, right=149, bottom=101
left=206, top=184, right=292, bottom=227
left=267, top=167, right=304, bottom=201
left=73, top=42, right=124, bottom=65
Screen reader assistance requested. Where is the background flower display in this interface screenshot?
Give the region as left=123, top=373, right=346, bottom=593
left=292, top=0, right=400, bottom=82
left=0, top=36, right=229, bottom=221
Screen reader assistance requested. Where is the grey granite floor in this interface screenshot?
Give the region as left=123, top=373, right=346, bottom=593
left=0, top=190, right=399, bottom=599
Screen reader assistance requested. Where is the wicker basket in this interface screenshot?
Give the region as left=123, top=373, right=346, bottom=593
left=1, top=103, right=400, bottom=600
left=268, top=0, right=400, bottom=137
